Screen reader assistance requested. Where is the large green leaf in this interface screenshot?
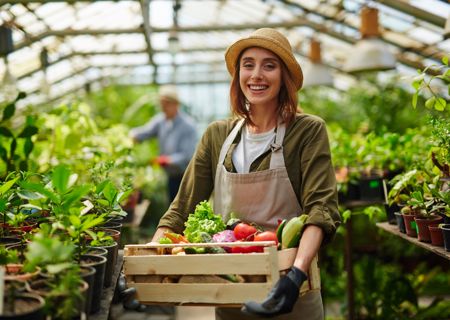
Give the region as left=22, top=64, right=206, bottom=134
left=61, top=184, right=92, bottom=211
left=20, top=181, right=59, bottom=203
left=0, top=126, right=13, bottom=137
left=52, top=165, right=71, bottom=194
left=23, top=137, right=33, bottom=157
left=0, top=176, right=19, bottom=196
left=2, top=103, right=15, bottom=121
left=18, top=126, right=38, bottom=138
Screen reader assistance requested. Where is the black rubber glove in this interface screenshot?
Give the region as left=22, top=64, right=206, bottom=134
left=242, top=266, right=307, bottom=317
left=117, top=273, right=146, bottom=311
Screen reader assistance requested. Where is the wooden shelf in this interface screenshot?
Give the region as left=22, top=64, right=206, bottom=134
left=376, top=222, right=450, bottom=260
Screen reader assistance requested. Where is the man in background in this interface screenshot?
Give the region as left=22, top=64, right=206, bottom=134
left=130, top=85, right=198, bottom=201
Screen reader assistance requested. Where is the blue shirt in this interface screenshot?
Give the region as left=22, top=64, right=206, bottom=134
left=130, top=111, right=198, bottom=176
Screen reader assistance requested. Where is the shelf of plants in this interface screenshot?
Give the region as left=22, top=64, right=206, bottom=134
left=377, top=222, right=450, bottom=260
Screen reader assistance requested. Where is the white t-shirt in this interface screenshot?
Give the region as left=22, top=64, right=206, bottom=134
left=232, top=125, right=276, bottom=173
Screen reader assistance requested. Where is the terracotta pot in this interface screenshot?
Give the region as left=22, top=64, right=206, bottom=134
left=414, top=215, right=443, bottom=243
left=428, top=225, right=444, bottom=246
left=402, top=213, right=417, bottom=237
left=4, top=264, right=40, bottom=282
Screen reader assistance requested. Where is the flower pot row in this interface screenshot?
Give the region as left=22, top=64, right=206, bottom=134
left=393, top=212, right=450, bottom=251
left=1, top=236, right=121, bottom=319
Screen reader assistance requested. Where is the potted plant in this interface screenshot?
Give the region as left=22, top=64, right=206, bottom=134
left=408, top=189, right=443, bottom=243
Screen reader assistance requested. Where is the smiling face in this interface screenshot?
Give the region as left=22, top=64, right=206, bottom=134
left=239, top=47, right=282, bottom=110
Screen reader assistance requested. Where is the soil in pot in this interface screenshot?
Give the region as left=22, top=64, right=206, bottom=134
left=0, top=293, right=45, bottom=320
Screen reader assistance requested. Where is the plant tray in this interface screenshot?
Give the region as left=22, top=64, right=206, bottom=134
left=123, top=241, right=297, bottom=306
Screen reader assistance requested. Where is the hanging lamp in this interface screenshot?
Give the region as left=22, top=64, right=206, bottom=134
left=444, top=14, right=450, bottom=39
left=303, top=38, right=334, bottom=87
left=343, top=6, right=396, bottom=73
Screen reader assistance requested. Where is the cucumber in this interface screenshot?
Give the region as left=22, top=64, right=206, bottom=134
left=276, top=219, right=287, bottom=244
left=281, top=215, right=308, bottom=249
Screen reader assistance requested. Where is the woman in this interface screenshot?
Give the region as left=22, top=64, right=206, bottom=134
left=151, top=28, right=340, bottom=319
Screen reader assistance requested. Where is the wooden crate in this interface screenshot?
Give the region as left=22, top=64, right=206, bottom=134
left=123, top=241, right=297, bottom=306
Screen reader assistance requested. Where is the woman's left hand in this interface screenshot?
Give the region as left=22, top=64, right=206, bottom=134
left=241, top=266, right=307, bottom=317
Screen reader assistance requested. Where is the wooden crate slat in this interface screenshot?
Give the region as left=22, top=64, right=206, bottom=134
left=132, top=283, right=271, bottom=304
left=124, top=253, right=271, bottom=275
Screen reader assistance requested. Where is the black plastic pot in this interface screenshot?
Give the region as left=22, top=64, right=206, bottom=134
left=0, top=293, right=45, bottom=320
left=89, top=241, right=118, bottom=288
left=80, top=266, right=96, bottom=316
left=359, top=176, right=385, bottom=201
left=100, top=221, right=122, bottom=233
left=85, top=247, right=108, bottom=258
left=0, top=237, right=21, bottom=248
left=394, top=212, right=406, bottom=233
left=80, top=254, right=107, bottom=314
left=384, top=203, right=399, bottom=225
left=440, top=224, right=450, bottom=252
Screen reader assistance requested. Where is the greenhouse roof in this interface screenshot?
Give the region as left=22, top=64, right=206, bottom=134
left=0, top=0, right=449, bottom=108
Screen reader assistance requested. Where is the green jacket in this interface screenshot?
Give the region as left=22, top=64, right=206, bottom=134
left=158, top=113, right=341, bottom=245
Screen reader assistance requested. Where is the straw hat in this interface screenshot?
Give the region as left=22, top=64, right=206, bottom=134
left=158, top=84, right=179, bottom=103
left=225, top=28, right=303, bottom=90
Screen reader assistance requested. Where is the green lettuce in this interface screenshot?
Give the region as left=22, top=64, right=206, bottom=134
left=183, top=201, right=225, bottom=243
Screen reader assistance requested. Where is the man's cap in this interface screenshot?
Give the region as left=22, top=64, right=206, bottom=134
left=159, top=85, right=179, bottom=103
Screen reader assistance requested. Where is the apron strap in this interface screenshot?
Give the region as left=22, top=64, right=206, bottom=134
left=269, top=118, right=286, bottom=169
left=218, top=119, right=245, bottom=165
left=218, top=118, right=287, bottom=169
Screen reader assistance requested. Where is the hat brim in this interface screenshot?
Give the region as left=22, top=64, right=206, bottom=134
left=225, top=36, right=303, bottom=90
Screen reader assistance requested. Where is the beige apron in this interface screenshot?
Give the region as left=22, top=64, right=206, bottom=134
left=214, top=119, right=323, bottom=320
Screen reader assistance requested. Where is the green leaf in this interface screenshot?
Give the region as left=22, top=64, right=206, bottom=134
left=20, top=181, right=59, bottom=203
left=23, top=137, right=33, bottom=157
left=0, top=126, right=13, bottom=137
left=46, top=262, right=74, bottom=274
left=10, top=138, right=16, bottom=157
left=102, top=181, right=118, bottom=204
left=15, top=92, right=26, bottom=101
left=412, top=92, right=418, bottom=109
left=0, top=176, right=19, bottom=196
left=17, top=190, right=45, bottom=200
left=342, top=209, right=352, bottom=223
left=442, top=55, right=449, bottom=66
left=52, top=165, right=71, bottom=194
left=81, top=216, right=105, bottom=231
left=412, top=80, right=421, bottom=91
left=435, top=98, right=446, bottom=111
left=2, top=103, right=15, bottom=121
left=18, top=126, right=38, bottom=138
left=425, top=96, right=436, bottom=110
left=69, top=215, right=81, bottom=227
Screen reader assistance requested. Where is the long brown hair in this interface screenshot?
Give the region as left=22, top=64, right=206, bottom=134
left=229, top=48, right=299, bottom=126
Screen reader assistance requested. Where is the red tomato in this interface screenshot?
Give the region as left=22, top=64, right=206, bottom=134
left=254, top=231, right=278, bottom=245
left=231, top=243, right=263, bottom=254
left=233, top=223, right=258, bottom=240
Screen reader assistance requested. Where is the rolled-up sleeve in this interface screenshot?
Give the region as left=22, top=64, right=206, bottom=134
left=299, top=119, right=340, bottom=245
